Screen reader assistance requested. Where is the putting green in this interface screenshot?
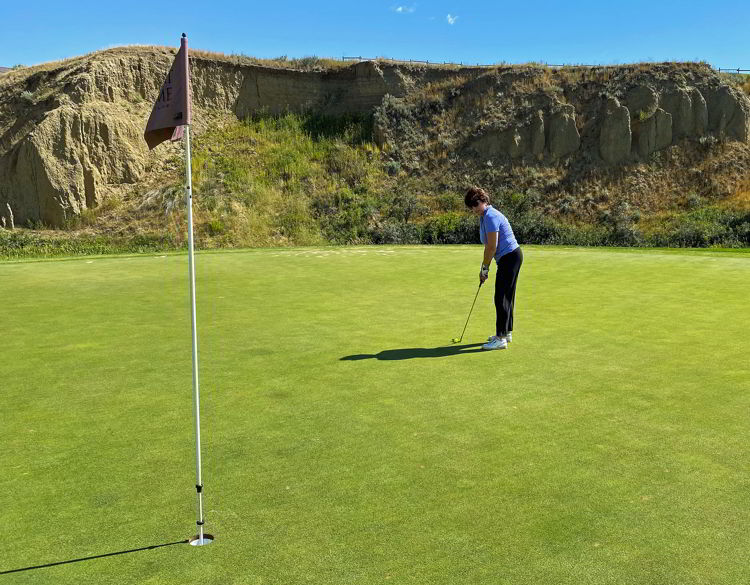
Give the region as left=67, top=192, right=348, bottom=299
left=2, top=246, right=749, bottom=585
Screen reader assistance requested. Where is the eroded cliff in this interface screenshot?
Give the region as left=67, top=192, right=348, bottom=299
left=1, top=48, right=748, bottom=229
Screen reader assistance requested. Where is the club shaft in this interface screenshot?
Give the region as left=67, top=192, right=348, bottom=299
left=458, top=284, right=482, bottom=341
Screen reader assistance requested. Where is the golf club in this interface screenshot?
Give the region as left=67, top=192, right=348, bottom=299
left=451, top=282, right=483, bottom=343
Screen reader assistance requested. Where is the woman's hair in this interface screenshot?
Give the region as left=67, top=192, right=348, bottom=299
left=464, top=186, right=490, bottom=208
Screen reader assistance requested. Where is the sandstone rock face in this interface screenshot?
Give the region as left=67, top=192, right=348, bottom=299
left=502, top=128, right=525, bottom=159
left=626, top=85, right=658, bottom=119
left=660, top=87, right=693, bottom=138
left=469, top=127, right=527, bottom=159
left=468, top=105, right=579, bottom=161
left=600, top=97, right=632, bottom=164
left=654, top=108, right=673, bottom=151
left=633, top=107, right=673, bottom=158
left=704, top=85, right=750, bottom=141
left=658, top=84, right=747, bottom=144
left=1, top=102, right=147, bottom=226
left=234, top=61, right=394, bottom=119
left=1, top=51, right=454, bottom=227
left=633, top=115, right=655, bottom=158
left=690, top=88, right=708, bottom=136
left=393, top=64, right=750, bottom=174
left=531, top=110, right=545, bottom=157
left=547, top=105, right=580, bottom=158
left=3, top=51, right=750, bottom=227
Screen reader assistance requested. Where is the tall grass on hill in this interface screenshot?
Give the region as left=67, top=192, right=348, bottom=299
left=2, top=111, right=750, bottom=260
left=720, top=72, right=750, bottom=97
left=189, top=112, right=383, bottom=246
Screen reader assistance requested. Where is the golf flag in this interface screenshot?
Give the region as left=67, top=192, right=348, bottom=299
left=144, top=34, right=191, bottom=149
left=144, top=34, right=211, bottom=546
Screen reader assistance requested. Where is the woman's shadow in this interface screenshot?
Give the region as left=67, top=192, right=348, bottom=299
left=340, top=343, right=484, bottom=361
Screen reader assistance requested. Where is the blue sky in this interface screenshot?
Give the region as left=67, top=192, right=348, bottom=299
left=2, top=1, right=749, bottom=69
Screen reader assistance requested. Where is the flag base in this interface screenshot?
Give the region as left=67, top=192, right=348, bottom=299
left=189, top=534, right=214, bottom=546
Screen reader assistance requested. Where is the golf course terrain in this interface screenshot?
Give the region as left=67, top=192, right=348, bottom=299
left=2, top=245, right=749, bottom=584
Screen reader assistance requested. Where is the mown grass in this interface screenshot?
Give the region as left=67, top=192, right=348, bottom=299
left=2, top=246, right=750, bottom=585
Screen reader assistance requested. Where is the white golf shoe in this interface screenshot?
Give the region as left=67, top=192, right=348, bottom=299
left=482, top=336, right=508, bottom=350
left=487, top=333, right=512, bottom=343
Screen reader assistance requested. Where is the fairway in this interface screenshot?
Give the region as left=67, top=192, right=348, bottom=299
left=2, top=245, right=749, bottom=584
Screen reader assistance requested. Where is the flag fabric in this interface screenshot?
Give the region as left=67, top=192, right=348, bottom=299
left=144, top=35, right=192, bottom=150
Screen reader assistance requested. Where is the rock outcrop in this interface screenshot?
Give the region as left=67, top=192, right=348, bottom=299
left=548, top=105, right=580, bottom=159
left=0, top=48, right=471, bottom=227
left=451, top=66, right=749, bottom=167
left=1, top=50, right=750, bottom=227
left=600, top=97, right=632, bottom=164
left=633, top=107, right=672, bottom=158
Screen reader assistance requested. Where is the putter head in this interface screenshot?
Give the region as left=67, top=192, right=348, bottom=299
left=451, top=337, right=461, bottom=344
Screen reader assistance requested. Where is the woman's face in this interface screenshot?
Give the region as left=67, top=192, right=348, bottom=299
left=470, top=202, right=487, bottom=216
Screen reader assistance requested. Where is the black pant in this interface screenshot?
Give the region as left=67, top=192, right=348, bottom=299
left=495, top=247, right=523, bottom=336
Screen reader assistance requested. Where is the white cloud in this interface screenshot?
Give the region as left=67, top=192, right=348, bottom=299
left=393, top=5, right=416, bottom=13
left=446, top=14, right=458, bottom=25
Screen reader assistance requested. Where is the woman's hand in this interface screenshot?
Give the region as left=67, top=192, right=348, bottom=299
left=479, top=264, right=489, bottom=285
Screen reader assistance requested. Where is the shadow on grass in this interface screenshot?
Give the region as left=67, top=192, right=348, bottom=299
left=0, top=539, right=189, bottom=575
left=341, top=343, right=485, bottom=361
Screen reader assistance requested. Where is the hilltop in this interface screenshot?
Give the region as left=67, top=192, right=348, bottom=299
left=0, top=46, right=749, bottom=255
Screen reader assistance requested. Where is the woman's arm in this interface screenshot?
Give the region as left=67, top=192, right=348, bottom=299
left=480, top=231, right=498, bottom=284
left=483, top=231, right=498, bottom=266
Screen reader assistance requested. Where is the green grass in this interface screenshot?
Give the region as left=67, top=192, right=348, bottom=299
left=2, top=245, right=750, bottom=584
left=187, top=112, right=382, bottom=247
left=4, top=108, right=750, bottom=253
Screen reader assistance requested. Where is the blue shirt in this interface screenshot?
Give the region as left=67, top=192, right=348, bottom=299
left=480, top=206, right=519, bottom=262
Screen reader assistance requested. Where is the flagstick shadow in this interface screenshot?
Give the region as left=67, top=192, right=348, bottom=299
left=0, top=539, right=190, bottom=575
left=340, top=343, right=485, bottom=361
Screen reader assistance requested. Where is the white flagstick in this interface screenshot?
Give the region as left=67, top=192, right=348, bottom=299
left=184, top=125, right=210, bottom=546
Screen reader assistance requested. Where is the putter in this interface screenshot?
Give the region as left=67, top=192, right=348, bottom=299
left=451, top=282, right=483, bottom=343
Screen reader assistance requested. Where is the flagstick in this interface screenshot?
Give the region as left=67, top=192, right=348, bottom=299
left=184, top=124, right=209, bottom=546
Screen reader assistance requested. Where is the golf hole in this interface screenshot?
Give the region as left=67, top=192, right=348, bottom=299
left=189, top=534, right=215, bottom=546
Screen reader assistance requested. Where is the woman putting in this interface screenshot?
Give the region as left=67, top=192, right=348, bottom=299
left=465, top=186, right=523, bottom=351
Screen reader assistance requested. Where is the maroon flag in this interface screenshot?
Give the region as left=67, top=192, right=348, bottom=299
left=144, top=34, right=192, bottom=149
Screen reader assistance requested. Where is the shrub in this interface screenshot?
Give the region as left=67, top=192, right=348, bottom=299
left=371, top=220, right=422, bottom=244
left=385, top=161, right=401, bottom=176
left=207, top=219, right=226, bottom=235
left=420, top=212, right=477, bottom=244
left=301, top=112, right=373, bottom=145
left=647, top=207, right=750, bottom=247
left=389, top=190, right=428, bottom=223
left=311, top=187, right=375, bottom=244
left=324, top=144, right=372, bottom=190
left=510, top=210, right=564, bottom=244
left=435, top=192, right=462, bottom=212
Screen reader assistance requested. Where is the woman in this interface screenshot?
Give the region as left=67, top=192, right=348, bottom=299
left=464, top=186, right=523, bottom=351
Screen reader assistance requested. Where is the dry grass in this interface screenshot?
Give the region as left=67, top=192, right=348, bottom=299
left=720, top=178, right=750, bottom=210
left=189, top=49, right=350, bottom=71
left=408, top=61, right=716, bottom=109
left=0, top=45, right=351, bottom=91
left=731, top=74, right=750, bottom=97
left=2, top=44, right=716, bottom=93
left=0, top=46, right=173, bottom=90
left=421, top=75, right=472, bottom=100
